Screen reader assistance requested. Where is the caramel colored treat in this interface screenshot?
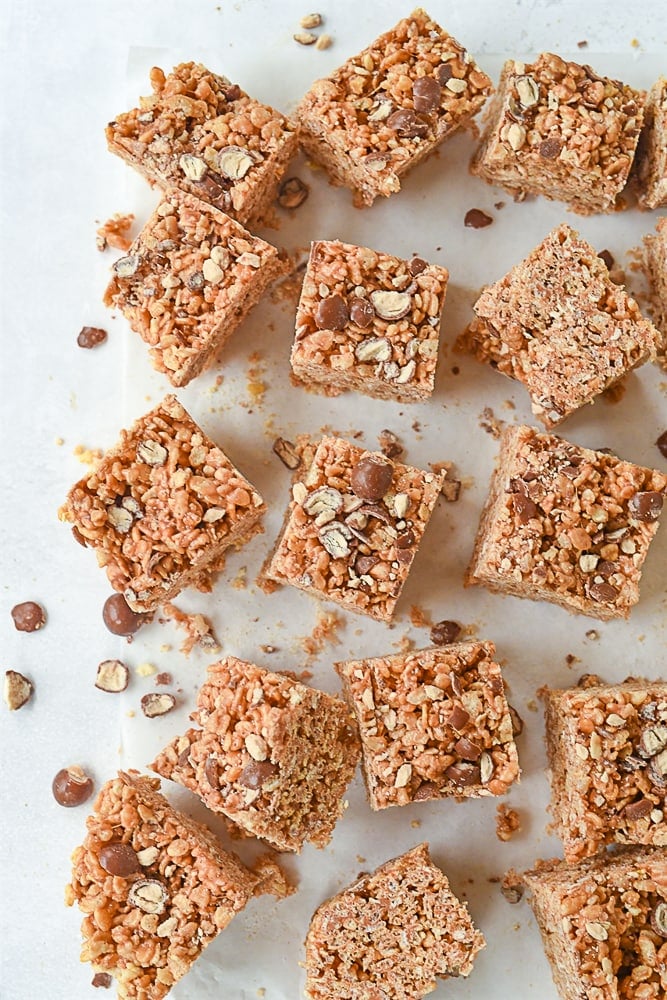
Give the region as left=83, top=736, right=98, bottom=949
left=104, top=193, right=285, bottom=387
left=467, top=225, right=658, bottom=428
left=466, top=425, right=666, bottom=622
left=304, top=843, right=485, bottom=999
left=522, top=847, right=667, bottom=1000
left=106, top=62, right=298, bottom=227
left=471, top=53, right=644, bottom=214
left=291, top=240, right=448, bottom=402
left=59, top=395, right=266, bottom=613
left=643, top=216, right=667, bottom=371
left=542, top=678, right=667, bottom=862
left=152, top=656, right=360, bottom=853
left=265, top=436, right=445, bottom=622
left=635, top=78, right=667, bottom=210
left=297, top=8, right=492, bottom=207
left=66, top=771, right=264, bottom=999
left=336, top=642, right=519, bottom=810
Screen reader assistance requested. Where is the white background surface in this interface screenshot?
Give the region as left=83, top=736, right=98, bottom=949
left=1, top=2, right=666, bottom=999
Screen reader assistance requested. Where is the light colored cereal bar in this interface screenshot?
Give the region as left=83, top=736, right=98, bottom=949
left=265, top=436, right=445, bottom=622
left=65, top=771, right=263, bottom=999
left=643, top=216, right=667, bottom=371
left=465, top=425, right=666, bottom=621
left=466, top=224, right=658, bottom=428
left=297, top=8, right=492, bottom=208
left=291, top=240, right=448, bottom=402
left=542, top=678, right=667, bottom=862
left=106, top=62, right=298, bottom=227
left=635, top=78, right=667, bottom=210
left=522, top=847, right=667, bottom=1000
left=336, top=641, right=519, bottom=810
left=59, top=395, right=266, bottom=612
left=104, top=193, right=285, bottom=387
left=471, top=53, right=644, bottom=214
left=152, top=656, right=360, bottom=853
left=304, top=843, right=485, bottom=999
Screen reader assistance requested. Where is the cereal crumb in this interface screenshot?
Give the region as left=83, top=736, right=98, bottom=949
left=252, top=854, right=296, bottom=898
left=300, top=609, right=343, bottom=662
left=294, top=30, right=317, bottom=45
left=496, top=803, right=521, bottom=841
left=231, top=566, right=248, bottom=590
left=96, top=212, right=135, bottom=252
left=526, top=699, right=538, bottom=712
left=55, top=436, right=64, bottom=446
left=409, top=605, right=432, bottom=628
left=585, top=629, right=600, bottom=641
left=163, top=602, right=221, bottom=656
left=73, top=444, right=103, bottom=466
left=565, top=653, right=581, bottom=668
left=393, top=633, right=414, bottom=655
left=501, top=870, right=524, bottom=903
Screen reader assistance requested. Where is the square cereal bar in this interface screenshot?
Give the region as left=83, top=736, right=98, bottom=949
left=522, top=847, right=667, bottom=1000
left=471, top=53, right=644, bottom=214
left=465, top=424, right=666, bottom=621
left=466, top=224, right=658, bottom=428
left=152, top=656, right=360, bottom=853
left=104, top=192, right=285, bottom=387
left=59, top=395, right=266, bottom=612
left=106, top=62, right=298, bottom=227
left=304, top=843, right=485, bottom=1000
left=290, top=240, right=448, bottom=402
left=643, top=216, right=667, bottom=370
left=635, top=78, right=667, bottom=210
left=265, top=436, right=445, bottom=622
left=542, top=678, right=667, bottom=862
left=297, top=8, right=492, bottom=207
left=65, top=771, right=263, bottom=999
left=336, top=641, right=519, bottom=810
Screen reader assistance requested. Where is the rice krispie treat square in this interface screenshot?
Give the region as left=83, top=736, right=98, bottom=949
left=471, top=53, right=644, bottom=214
left=291, top=240, right=448, bottom=402
left=466, top=224, right=658, bottom=428
left=106, top=62, right=299, bottom=227
left=265, top=436, right=445, bottom=622
left=104, top=193, right=285, bottom=387
left=643, top=216, right=667, bottom=371
left=523, top=847, right=667, bottom=1000
left=65, top=771, right=263, bottom=1000
left=304, top=843, right=485, bottom=1000
left=59, top=395, right=266, bottom=612
left=152, top=656, right=360, bottom=853
left=466, top=425, right=666, bottom=622
left=336, top=642, right=519, bottom=809
left=297, top=8, right=492, bottom=207
left=542, top=678, right=667, bottom=862
left=635, top=77, right=667, bottom=210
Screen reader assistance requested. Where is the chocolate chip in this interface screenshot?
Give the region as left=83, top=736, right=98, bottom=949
left=315, top=294, right=349, bottom=331
left=657, top=431, right=667, bottom=459
left=512, top=494, right=537, bottom=523
left=277, top=176, right=309, bottom=209
left=141, top=692, right=176, bottom=718
left=430, top=620, right=461, bottom=646
left=386, top=109, right=429, bottom=138
left=454, top=736, right=482, bottom=761
left=628, top=491, right=663, bottom=523
left=350, top=455, right=393, bottom=501
left=223, top=84, right=242, bottom=103
left=238, top=760, right=278, bottom=789
left=103, top=594, right=151, bottom=636
left=52, top=766, right=94, bottom=807
left=436, top=63, right=454, bottom=85
left=623, top=798, right=652, bottom=821
left=445, top=761, right=480, bottom=786
left=413, top=781, right=439, bottom=801
left=349, top=297, right=375, bottom=328
left=95, top=659, right=130, bottom=693
left=408, top=256, right=428, bottom=276
left=412, top=76, right=441, bottom=113
left=99, top=842, right=141, bottom=877
left=539, top=137, right=562, bottom=159
left=396, top=529, right=416, bottom=549
left=598, top=249, right=615, bottom=270
left=377, top=429, right=403, bottom=459
left=355, top=554, right=379, bottom=576
left=77, top=326, right=107, bottom=349
left=596, top=560, right=617, bottom=578
left=92, top=973, right=113, bottom=989
left=272, top=437, right=301, bottom=470
left=11, top=601, right=46, bottom=633
left=447, top=705, right=470, bottom=731
left=464, top=209, right=493, bottom=229
left=588, top=581, right=619, bottom=603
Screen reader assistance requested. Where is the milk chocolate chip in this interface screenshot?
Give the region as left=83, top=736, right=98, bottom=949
left=11, top=601, right=46, bottom=632
left=103, top=594, right=151, bottom=636
left=52, top=766, right=94, bottom=807
left=99, top=842, right=141, bottom=877
left=412, top=76, right=441, bottom=113
left=315, top=294, right=349, bottom=331
left=350, top=455, right=393, bottom=501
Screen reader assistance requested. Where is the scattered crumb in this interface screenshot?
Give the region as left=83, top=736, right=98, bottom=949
left=501, top=870, right=524, bottom=903
left=502, top=399, right=515, bottom=411
left=585, top=629, right=600, bottom=641
left=159, top=644, right=172, bottom=653
left=257, top=990, right=266, bottom=999
left=479, top=406, right=504, bottom=438
left=231, top=566, right=248, bottom=590
left=273, top=437, right=301, bottom=470
left=411, top=420, right=421, bottom=434
left=96, top=212, right=135, bottom=252
left=300, top=609, right=343, bottom=663
left=630, top=37, right=640, bottom=48
left=298, top=669, right=313, bottom=682
left=494, top=200, right=506, bottom=210
left=577, top=39, right=588, bottom=48
left=410, top=818, right=421, bottom=829
left=392, top=633, right=414, bottom=655
left=252, top=854, right=296, bottom=899
left=496, top=803, right=521, bottom=842
left=565, top=653, right=581, bottom=668
left=55, top=436, right=64, bottom=446
left=126, top=710, right=136, bottom=718
left=577, top=672, right=604, bottom=689
left=271, top=249, right=309, bottom=305
left=73, top=444, right=103, bottom=466
left=294, top=29, right=317, bottom=45
left=526, top=699, right=538, bottom=712
left=162, top=602, right=221, bottom=656
left=261, top=644, right=278, bottom=654
left=246, top=352, right=267, bottom=404
left=602, top=380, right=627, bottom=405
left=377, top=428, right=404, bottom=459
left=356, top=855, right=366, bottom=864
left=409, top=605, right=433, bottom=628
left=155, top=672, right=172, bottom=686
left=429, top=461, right=462, bottom=502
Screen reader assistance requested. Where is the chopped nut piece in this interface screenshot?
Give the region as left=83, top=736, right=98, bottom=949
left=245, top=733, right=269, bottom=762
left=315, top=33, right=332, bottom=51
left=294, top=30, right=317, bottom=45
left=95, top=659, right=130, bottom=693
left=178, top=153, right=208, bottom=181
left=300, top=12, right=322, bottom=28
left=3, top=670, right=33, bottom=710
left=141, top=693, right=176, bottom=718
left=96, top=213, right=134, bottom=253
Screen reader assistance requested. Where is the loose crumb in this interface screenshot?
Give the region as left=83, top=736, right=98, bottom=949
left=409, top=604, right=433, bottom=628
left=479, top=406, right=504, bottom=438
left=410, top=818, right=421, bottom=829
left=585, top=629, right=600, bottom=641
left=96, top=212, right=135, bottom=252
left=162, top=602, right=221, bottom=656
left=300, top=609, right=343, bottom=662
left=73, top=444, right=103, bottom=466
left=392, top=634, right=414, bottom=655
left=500, top=869, right=524, bottom=903
left=231, top=566, right=248, bottom=590
left=136, top=662, right=157, bottom=677
left=496, top=803, right=521, bottom=842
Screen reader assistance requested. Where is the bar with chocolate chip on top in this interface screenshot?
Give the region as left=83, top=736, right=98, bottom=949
left=291, top=240, right=448, bottom=402
left=106, top=62, right=299, bottom=227
left=471, top=53, right=644, bottom=214
left=265, top=436, right=445, bottom=622
left=336, top=641, right=519, bottom=810
left=465, top=424, right=666, bottom=621
left=643, top=216, right=667, bottom=371
left=635, top=77, right=667, bottom=210
left=297, top=8, right=492, bottom=207
left=59, top=395, right=266, bottom=613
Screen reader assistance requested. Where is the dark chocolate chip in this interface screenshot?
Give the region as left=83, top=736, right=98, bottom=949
left=596, top=560, right=617, bottom=578
left=435, top=63, right=454, bottom=85
left=238, top=760, right=278, bottom=789
left=350, top=455, right=393, bottom=501
left=11, top=601, right=46, bottom=632
left=588, top=581, right=619, bottom=603
left=408, top=256, right=428, bottom=276
left=413, top=781, right=439, bottom=801
left=657, top=431, right=667, bottom=459
left=355, top=554, right=379, bottom=576
left=99, top=843, right=141, bottom=877
left=315, top=294, right=349, bottom=331
left=512, top=493, right=538, bottom=523
left=377, top=429, right=403, bottom=459
left=430, top=620, right=461, bottom=646
left=77, top=326, right=107, bottom=349
left=349, top=297, right=375, bottom=328
left=539, top=137, right=562, bottom=159
left=412, top=76, right=442, bottom=113
left=396, top=529, right=416, bottom=549
left=92, top=973, right=113, bottom=989
left=464, top=209, right=493, bottom=229
left=103, top=594, right=151, bottom=636
left=628, top=491, right=663, bottom=523
left=386, top=109, right=429, bottom=138
left=52, top=766, right=94, bottom=807
left=598, top=249, right=615, bottom=270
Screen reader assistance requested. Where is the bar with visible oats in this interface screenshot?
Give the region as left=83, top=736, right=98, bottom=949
left=104, top=192, right=285, bottom=387
left=522, top=847, right=667, bottom=1000
left=466, top=224, right=658, bottom=428
left=471, top=53, right=644, bottom=214
left=304, top=843, right=485, bottom=1000
left=541, top=678, right=667, bottom=862
left=106, top=62, right=299, bottom=227
left=290, top=240, right=448, bottom=402
left=643, top=216, right=667, bottom=371
left=265, top=436, right=445, bottom=622
left=336, top=641, right=519, bottom=810
left=59, top=395, right=266, bottom=613
left=466, top=425, right=666, bottom=622
left=297, top=8, right=492, bottom=208
left=635, top=78, right=667, bottom=210
left=152, top=656, right=360, bottom=853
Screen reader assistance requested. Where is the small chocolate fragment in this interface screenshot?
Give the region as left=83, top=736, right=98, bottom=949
left=447, top=705, right=470, bottom=731
left=413, top=781, right=438, bottom=801
left=11, top=601, right=46, bottom=633
left=377, top=429, right=403, bottom=459
left=628, top=491, right=663, bottom=523
left=386, top=109, right=429, bottom=138
left=512, top=493, right=537, bottom=523
left=435, top=63, right=453, bottom=85
left=277, top=176, right=309, bottom=209
left=349, top=297, right=375, bottom=328
left=95, top=659, right=130, bottom=693
left=454, top=736, right=482, bottom=761
left=238, top=760, right=279, bottom=789
left=141, top=692, right=176, bottom=718
left=204, top=756, right=220, bottom=788
left=350, top=455, right=393, bottom=501
left=598, top=249, right=615, bottom=270
left=273, top=437, right=301, bottom=470
left=588, top=581, right=619, bottom=604
left=52, top=766, right=94, bottom=807
left=315, top=294, right=349, bottom=331
left=623, top=798, right=652, bottom=821
left=539, top=137, right=562, bottom=159
left=92, top=973, right=113, bottom=989
left=412, top=76, right=442, bottom=113
left=99, top=842, right=141, bottom=877
left=444, top=761, right=480, bottom=786
left=4, top=670, right=34, bottom=710
left=430, top=620, right=461, bottom=646
left=508, top=704, right=524, bottom=737
left=155, top=672, right=172, bottom=686
left=103, top=594, right=151, bottom=636
left=657, top=431, right=667, bottom=459
left=77, top=326, right=107, bottom=349
left=464, top=209, right=493, bottom=229
left=408, top=256, right=428, bottom=276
